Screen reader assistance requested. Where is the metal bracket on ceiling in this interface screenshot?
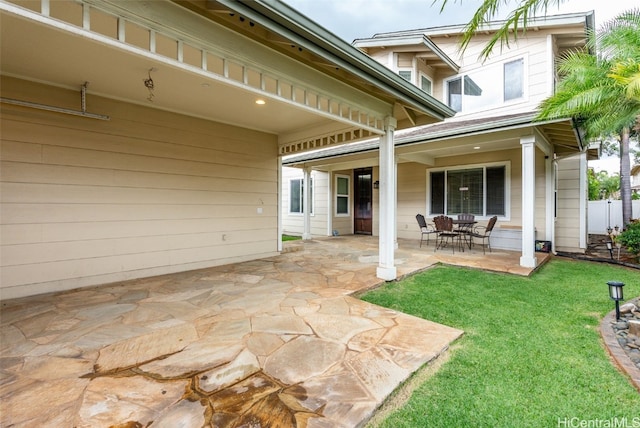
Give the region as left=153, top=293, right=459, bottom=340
left=0, top=82, right=110, bottom=121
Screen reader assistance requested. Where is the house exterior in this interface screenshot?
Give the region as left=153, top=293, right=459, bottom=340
left=0, top=0, right=455, bottom=299
left=282, top=11, right=597, bottom=269
left=632, top=164, right=640, bottom=195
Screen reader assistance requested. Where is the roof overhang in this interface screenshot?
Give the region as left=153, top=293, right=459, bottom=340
left=370, top=11, right=595, bottom=39
left=353, top=34, right=459, bottom=72
left=284, top=112, right=589, bottom=169
left=361, top=11, right=595, bottom=58
left=205, top=0, right=455, bottom=122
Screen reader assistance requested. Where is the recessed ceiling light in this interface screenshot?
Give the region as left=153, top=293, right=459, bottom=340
left=255, top=99, right=266, bottom=105
left=474, top=146, right=481, bottom=150
left=201, top=83, right=210, bottom=88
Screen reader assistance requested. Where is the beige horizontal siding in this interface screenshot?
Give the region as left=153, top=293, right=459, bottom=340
left=1, top=161, right=275, bottom=193
left=555, top=155, right=582, bottom=251
left=396, top=163, right=427, bottom=241
left=1, top=78, right=278, bottom=298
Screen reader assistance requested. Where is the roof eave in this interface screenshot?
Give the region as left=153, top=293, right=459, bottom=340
left=283, top=114, right=585, bottom=165
left=367, top=10, right=595, bottom=40
left=353, top=34, right=460, bottom=72
left=214, top=0, right=455, bottom=120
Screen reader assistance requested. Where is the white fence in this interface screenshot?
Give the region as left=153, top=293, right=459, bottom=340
left=588, top=200, right=640, bottom=234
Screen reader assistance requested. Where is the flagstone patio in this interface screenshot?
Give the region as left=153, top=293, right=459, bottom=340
left=0, top=236, right=547, bottom=427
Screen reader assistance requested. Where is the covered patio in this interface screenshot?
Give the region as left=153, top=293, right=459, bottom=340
left=1, top=236, right=548, bottom=426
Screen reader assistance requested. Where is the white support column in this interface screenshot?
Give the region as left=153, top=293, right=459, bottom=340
left=277, top=157, right=283, bottom=252
left=545, top=154, right=555, bottom=252
left=520, top=135, right=538, bottom=268
left=302, top=167, right=311, bottom=240
left=377, top=117, right=398, bottom=281
left=394, top=160, right=399, bottom=249
left=327, top=172, right=334, bottom=237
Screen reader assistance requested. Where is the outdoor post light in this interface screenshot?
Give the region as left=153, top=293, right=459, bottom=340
left=607, top=281, right=625, bottom=321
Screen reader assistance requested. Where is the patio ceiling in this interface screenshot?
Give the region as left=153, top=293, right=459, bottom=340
left=0, top=0, right=453, bottom=157
left=0, top=2, right=319, bottom=136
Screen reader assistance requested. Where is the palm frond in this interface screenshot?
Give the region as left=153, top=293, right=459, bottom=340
left=437, top=0, right=566, bottom=59
left=608, top=60, right=640, bottom=101
left=597, top=8, right=640, bottom=60
left=477, top=0, right=563, bottom=59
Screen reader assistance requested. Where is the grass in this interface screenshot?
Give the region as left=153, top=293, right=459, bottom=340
left=282, top=234, right=301, bottom=241
left=361, top=258, right=640, bottom=428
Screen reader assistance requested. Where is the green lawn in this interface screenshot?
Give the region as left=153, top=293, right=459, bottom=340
left=282, top=234, right=302, bottom=242
left=361, top=258, right=640, bottom=428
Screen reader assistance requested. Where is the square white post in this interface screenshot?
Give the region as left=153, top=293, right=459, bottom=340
left=377, top=117, right=397, bottom=281
left=277, top=156, right=283, bottom=252
left=302, top=167, right=311, bottom=240
left=520, top=135, right=538, bottom=268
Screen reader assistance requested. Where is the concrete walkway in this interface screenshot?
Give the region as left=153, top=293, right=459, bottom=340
left=1, top=236, right=544, bottom=427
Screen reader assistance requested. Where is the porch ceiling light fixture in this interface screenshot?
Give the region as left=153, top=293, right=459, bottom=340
left=607, top=281, right=625, bottom=321
left=255, top=99, right=266, bottom=105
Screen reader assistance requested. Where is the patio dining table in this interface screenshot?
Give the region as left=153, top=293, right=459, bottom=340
left=452, top=219, right=477, bottom=249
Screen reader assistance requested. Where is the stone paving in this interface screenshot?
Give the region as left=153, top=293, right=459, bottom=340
left=0, top=236, right=544, bottom=427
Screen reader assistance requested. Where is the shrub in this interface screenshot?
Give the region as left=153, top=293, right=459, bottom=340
left=617, top=220, right=640, bottom=257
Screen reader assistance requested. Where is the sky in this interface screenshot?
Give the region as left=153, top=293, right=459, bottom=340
left=283, top=0, right=639, bottom=173
left=283, top=0, right=639, bottom=43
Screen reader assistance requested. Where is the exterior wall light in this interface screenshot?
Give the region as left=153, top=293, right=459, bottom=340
left=373, top=181, right=379, bottom=189
left=607, top=281, right=625, bottom=321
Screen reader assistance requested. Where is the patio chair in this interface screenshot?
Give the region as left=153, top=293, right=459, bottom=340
left=455, top=213, right=475, bottom=248
left=433, top=215, right=460, bottom=253
left=455, top=214, right=475, bottom=230
left=416, top=214, right=438, bottom=247
left=470, top=216, right=498, bottom=254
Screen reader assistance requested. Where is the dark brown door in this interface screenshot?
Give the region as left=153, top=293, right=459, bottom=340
left=354, top=168, right=373, bottom=235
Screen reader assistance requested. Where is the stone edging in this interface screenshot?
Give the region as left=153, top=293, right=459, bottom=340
left=599, top=306, right=640, bottom=393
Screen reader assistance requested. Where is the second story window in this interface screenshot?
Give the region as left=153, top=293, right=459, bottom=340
left=445, top=56, right=525, bottom=113
left=398, top=70, right=412, bottom=82
left=420, top=74, right=433, bottom=95
left=504, top=58, right=524, bottom=101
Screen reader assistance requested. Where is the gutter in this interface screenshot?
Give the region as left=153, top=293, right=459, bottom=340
left=214, top=0, right=455, bottom=120
left=366, top=10, right=596, bottom=39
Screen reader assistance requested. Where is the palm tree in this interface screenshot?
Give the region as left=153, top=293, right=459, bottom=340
left=536, top=9, right=640, bottom=226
